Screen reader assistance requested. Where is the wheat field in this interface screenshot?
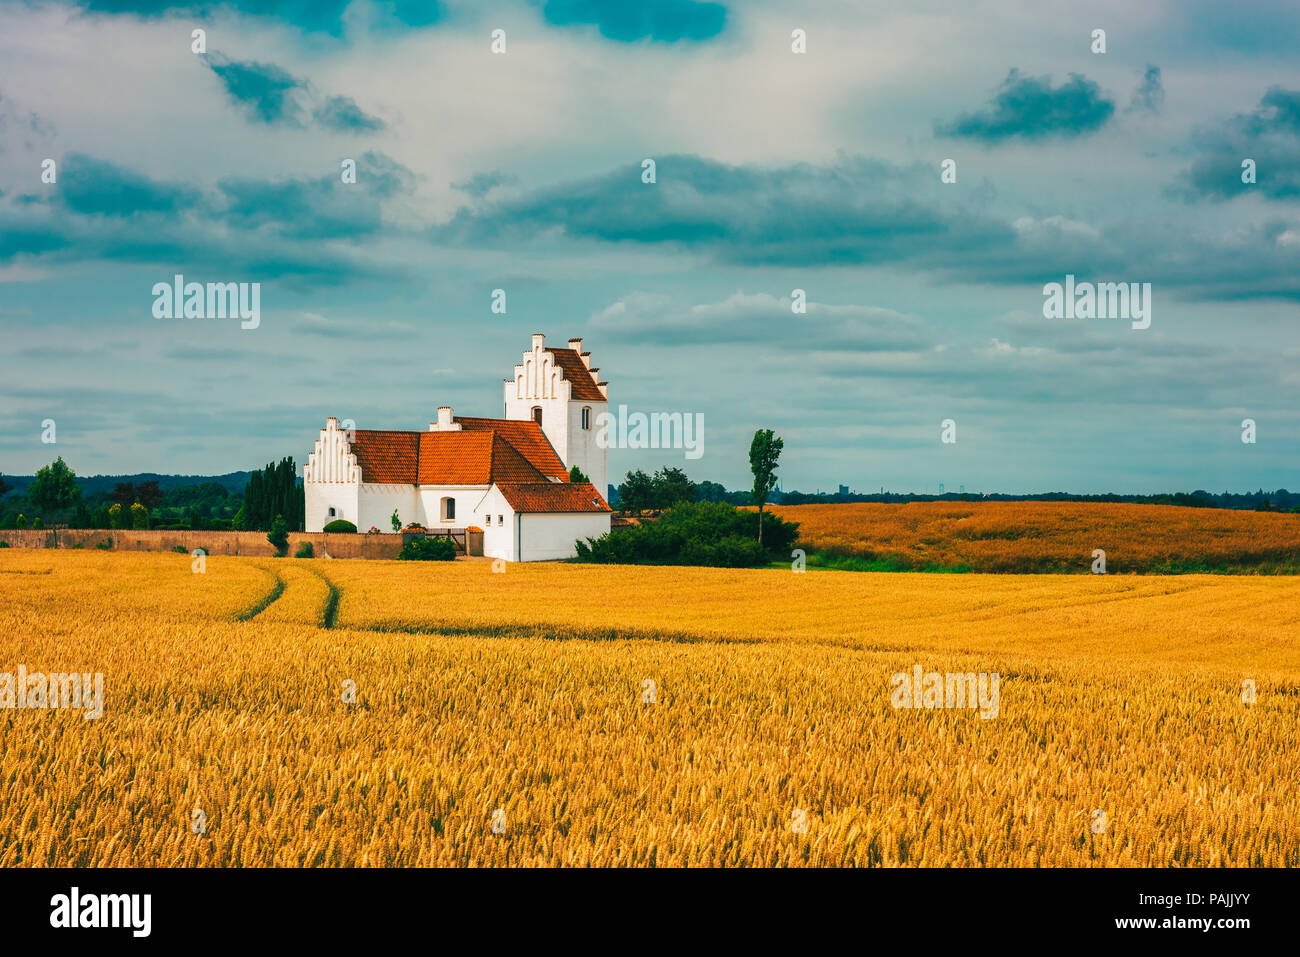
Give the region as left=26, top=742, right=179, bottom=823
left=1, top=550, right=1297, bottom=866
left=772, top=501, right=1300, bottom=573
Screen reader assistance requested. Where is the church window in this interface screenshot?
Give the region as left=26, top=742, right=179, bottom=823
left=328, top=507, right=336, bottom=517
left=532, top=406, right=542, bottom=425
left=484, top=515, right=491, bottom=527
left=441, top=497, right=456, bottom=522
left=581, top=406, right=591, bottom=430
left=498, top=515, right=504, bottom=526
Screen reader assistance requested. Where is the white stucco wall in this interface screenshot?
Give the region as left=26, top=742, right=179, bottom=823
left=305, top=480, right=360, bottom=532
left=355, top=484, right=419, bottom=534
left=415, top=485, right=491, bottom=529
left=475, top=486, right=517, bottom=561
left=518, top=512, right=610, bottom=562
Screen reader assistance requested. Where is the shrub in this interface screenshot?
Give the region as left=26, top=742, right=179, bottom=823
left=323, top=519, right=357, bottom=533
left=267, top=515, right=289, bottom=556
left=295, top=541, right=314, bottom=558
left=391, top=509, right=401, bottom=533
left=172, top=545, right=188, bottom=554
left=95, top=538, right=113, bottom=550
left=575, top=501, right=799, bottom=568
left=32, top=517, right=44, bottom=529
left=0, top=541, right=9, bottom=548
left=399, top=536, right=457, bottom=561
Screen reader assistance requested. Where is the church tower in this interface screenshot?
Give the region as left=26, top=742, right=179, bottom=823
left=504, top=334, right=609, bottom=496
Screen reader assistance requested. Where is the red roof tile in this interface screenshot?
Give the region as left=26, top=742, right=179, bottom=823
left=349, top=430, right=420, bottom=484
left=455, top=417, right=569, bottom=480
left=497, top=482, right=611, bottom=513
left=350, top=424, right=558, bottom=485
left=547, top=348, right=605, bottom=401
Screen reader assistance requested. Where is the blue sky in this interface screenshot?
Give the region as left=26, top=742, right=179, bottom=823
left=1, top=0, right=1297, bottom=493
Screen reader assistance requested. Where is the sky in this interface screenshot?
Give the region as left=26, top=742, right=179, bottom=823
left=1, top=0, right=1297, bottom=494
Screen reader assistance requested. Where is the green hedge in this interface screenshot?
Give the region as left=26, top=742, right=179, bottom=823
left=575, top=501, right=798, bottom=568
left=399, top=536, right=457, bottom=561
left=322, top=519, right=358, bottom=533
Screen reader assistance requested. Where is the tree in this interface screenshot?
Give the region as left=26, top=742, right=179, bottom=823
left=267, top=515, right=289, bottom=556
left=0, top=474, right=11, bottom=499
left=29, top=457, right=81, bottom=512
left=696, top=480, right=728, bottom=503
left=134, top=480, right=165, bottom=511
left=653, top=467, right=697, bottom=508
left=110, top=482, right=137, bottom=508
left=619, top=469, right=656, bottom=514
left=749, top=429, right=783, bottom=545
left=130, top=502, right=149, bottom=529
left=391, top=508, right=401, bottom=533
left=108, top=504, right=124, bottom=529
left=569, top=464, right=590, bottom=484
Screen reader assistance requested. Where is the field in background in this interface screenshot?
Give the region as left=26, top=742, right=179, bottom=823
left=1, top=551, right=1297, bottom=866
left=772, top=501, right=1300, bottom=573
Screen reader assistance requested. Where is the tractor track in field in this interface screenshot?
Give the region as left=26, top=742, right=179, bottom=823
left=237, top=560, right=340, bottom=628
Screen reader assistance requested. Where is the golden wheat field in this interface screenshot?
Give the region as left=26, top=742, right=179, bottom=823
left=1, top=549, right=1298, bottom=867
left=772, top=501, right=1300, bottom=573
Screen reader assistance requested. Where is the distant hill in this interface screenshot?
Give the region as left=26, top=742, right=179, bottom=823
left=1, top=472, right=252, bottom=496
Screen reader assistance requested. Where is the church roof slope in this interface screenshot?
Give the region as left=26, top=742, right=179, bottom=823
left=454, top=416, right=569, bottom=480
left=349, top=430, right=420, bottom=483
left=547, top=347, right=605, bottom=401
left=350, top=429, right=552, bottom=485
left=496, top=481, right=612, bottom=513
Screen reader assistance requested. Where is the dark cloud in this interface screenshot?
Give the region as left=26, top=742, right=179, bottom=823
left=72, top=1, right=440, bottom=38
left=936, top=69, right=1115, bottom=142
left=539, top=0, right=727, bottom=42
left=0, top=151, right=415, bottom=286
left=204, top=54, right=306, bottom=125
left=1127, top=66, right=1164, bottom=114
left=1179, top=86, right=1300, bottom=201
left=58, top=153, right=202, bottom=217
left=452, top=170, right=518, bottom=198
left=436, top=154, right=1017, bottom=269
left=314, top=95, right=386, bottom=132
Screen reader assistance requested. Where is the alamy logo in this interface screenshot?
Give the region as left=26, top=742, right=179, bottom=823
left=890, top=664, right=999, bottom=719
left=595, top=405, right=704, bottom=460
left=152, top=274, right=260, bottom=329
left=1042, top=274, right=1151, bottom=329
left=0, top=666, right=103, bottom=719
left=50, top=887, right=151, bottom=937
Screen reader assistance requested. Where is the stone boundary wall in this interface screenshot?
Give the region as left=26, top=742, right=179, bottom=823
left=0, top=529, right=404, bottom=559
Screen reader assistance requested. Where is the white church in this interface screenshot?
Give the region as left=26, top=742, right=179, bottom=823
left=304, top=334, right=611, bottom=561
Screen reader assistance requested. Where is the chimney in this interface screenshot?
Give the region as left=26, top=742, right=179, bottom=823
left=568, top=337, right=583, bottom=354
left=532, top=333, right=545, bottom=350
left=429, top=406, right=461, bottom=431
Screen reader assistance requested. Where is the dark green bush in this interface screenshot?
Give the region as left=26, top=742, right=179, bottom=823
left=95, top=538, right=113, bottom=550
left=0, top=541, right=9, bottom=548
left=575, top=501, right=799, bottom=568
left=399, top=536, right=457, bottom=561
left=322, top=519, right=357, bottom=533
left=294, top=541, right=314, bottom=558
left=171, top=545, right=188, bottom=554
left=267, top=515, right=289, bottom=556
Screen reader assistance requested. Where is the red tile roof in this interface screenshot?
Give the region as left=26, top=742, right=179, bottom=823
left=547, top=348, right=605, bottom=401
left=350, top=427, right=553, bottom=485
left=349, top=430, right=420, bottom=484
left=455, top=417, right=568, bottom=480
left=497, top=482, right=611, bottom=513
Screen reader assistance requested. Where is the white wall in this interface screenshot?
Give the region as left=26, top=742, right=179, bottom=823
left=305, top=481, right=360, bottom=532
left=415, top=486, right=491, bottom=529
left=355, top=484, right=419, bottom=534
left=565, top=399, right=608, bottom=494
left=518, top=512, right=610, bottom=562
left=476, top=486, right=517, bottom=561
